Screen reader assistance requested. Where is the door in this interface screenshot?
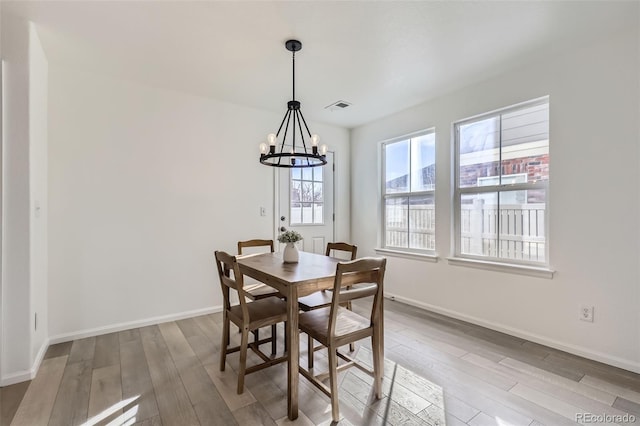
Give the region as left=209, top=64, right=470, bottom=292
left=276, top=151, right=335, bottom=254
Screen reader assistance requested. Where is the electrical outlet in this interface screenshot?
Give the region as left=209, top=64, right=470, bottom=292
left=580, top=305, right=594, bottom=322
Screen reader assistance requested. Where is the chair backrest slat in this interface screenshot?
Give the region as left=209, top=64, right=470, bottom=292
left=325, top=242, right=357, bottom=260
left=338, top=284, right=377, bottom=304
left=238, top=239, right=274, bottom=255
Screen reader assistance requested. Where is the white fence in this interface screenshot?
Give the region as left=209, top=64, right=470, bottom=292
left=386, top=202, right=546, bottom=261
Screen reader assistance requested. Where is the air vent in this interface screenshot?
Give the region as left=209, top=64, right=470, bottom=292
left=325, top=100, right=352, bottom=111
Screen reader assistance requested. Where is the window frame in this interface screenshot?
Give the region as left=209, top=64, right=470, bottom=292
left=453, top=96, right=550, bottom=267
left=380, top=128, right=436, bottom=255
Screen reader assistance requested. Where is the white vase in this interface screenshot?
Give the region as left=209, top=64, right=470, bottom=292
left=283, top=242, right=299, bottom=263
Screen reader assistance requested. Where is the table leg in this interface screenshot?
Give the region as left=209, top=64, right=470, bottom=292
left=287, top=286, right=299, bottom=420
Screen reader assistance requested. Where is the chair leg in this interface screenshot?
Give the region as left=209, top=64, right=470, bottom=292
left=371, top=328, right=383, bottom=399
left=284, top=326, right=288, bottom=351
left=237, top=327, right=249, bottom=394
left=347, top=301, right=355, bottom=352
left=307, top=334, right=314, bottom=369
left=220, top=315, right=230, bottom=372
left=271, top=324, right=277, bottom=355
left=328, top=347, right=340, bottom=422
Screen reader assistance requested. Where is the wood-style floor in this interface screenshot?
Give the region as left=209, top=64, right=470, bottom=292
left=4, top=300, right=640, bottom=425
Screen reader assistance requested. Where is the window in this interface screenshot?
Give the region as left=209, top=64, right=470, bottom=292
left=454, top=98, right=549, bottom=265
left=290, top=167, right=323, bottom=224
left=382, top=130, right=435, bottom=253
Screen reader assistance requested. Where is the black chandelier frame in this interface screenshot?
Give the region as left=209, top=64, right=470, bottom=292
left=260, top=40, right=327, bottom=168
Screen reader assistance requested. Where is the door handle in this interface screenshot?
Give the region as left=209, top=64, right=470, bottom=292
left=280, top=216, right=286, bottom=222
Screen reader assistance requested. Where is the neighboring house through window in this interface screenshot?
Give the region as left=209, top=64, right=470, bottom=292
left=382, top=130, right=436, bottom=253
left=454, top=97, right=549, bottom=265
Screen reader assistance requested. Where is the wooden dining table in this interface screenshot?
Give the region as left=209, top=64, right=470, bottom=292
left=237, top=250, right=382, bottom=420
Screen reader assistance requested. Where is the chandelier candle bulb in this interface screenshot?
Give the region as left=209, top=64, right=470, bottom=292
left=320, top=144, right=328, bottom=156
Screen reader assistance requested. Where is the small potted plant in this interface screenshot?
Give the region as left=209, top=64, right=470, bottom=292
left=278, top=230, right=303, bottom=263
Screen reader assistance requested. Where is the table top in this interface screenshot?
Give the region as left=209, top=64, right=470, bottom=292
left=237, top=251, right=340, bottom=287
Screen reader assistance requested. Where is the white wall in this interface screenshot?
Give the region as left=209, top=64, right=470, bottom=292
left=1, top=14, right=49, bottom=385
left=48, top=68, right=350, bottom=339
left=28, top=23, right=48, bottom=365
left=1, top=12, right=32, bottom=383
left=351, top=27, right=640, bottom=371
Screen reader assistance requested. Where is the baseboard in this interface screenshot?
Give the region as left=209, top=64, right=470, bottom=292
left=48, top=305, right=223, bottom=345
left=0, top=338, right=50, bottom=386
left=385, top=292, right=640, bottom=374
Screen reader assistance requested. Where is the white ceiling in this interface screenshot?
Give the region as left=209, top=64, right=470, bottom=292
left=3, top=1, right=638, bottom=128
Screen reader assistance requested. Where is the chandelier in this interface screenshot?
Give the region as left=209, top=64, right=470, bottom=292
left=259, top=40, right=327, bottom=168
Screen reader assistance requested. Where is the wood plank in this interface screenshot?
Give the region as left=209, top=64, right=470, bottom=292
left=0, top=380, right=30, bottom=426
left=500, top=357, right=617, bottom=405
left=546, top=352, right=640, bottom=392
left=48, top=359, right=93, bottom=425
left=581, top=375, right=640, bottom=405
left=87, top=364, right=123, bottom=420
left=119, top=329, right=141, bottom=344
left=613, top=397, right=640, bottom=417
left=464, top=353, right=629, bottom=421
left=383, top=345, right=541, bottom=426
left=119, top=330, right=160, bottom=423
left=202, top=362, right=256, bottom=412
left=10, top=356, right=67, bottom=426
left=233, top=402, right=278, bottom=426
left=67, top=337, right=96, bottom=364
left=509, top=383, right=584, bottom=422
left=158, top=321, right=237, bottom=425
left=132, top=415, right=162, bottom=426
left=139, top=325, right=200, bottom=426
left=416, top=404, right=468, bottom=426
left=93, top=333, right=120, bottom=369
left=44, top=342, right=72, bottom=360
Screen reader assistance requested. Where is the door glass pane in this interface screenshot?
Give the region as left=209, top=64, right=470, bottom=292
left=460, top=192, right=498, bottom=257
left=302, top=167, right=312, bottom=181
left=290, top=181, right=302, bottom=224
left=385, top=197, right=408, bottom=248
left=385, top=140, right=409, bottom=193
left=302, top=202, right=312, bottom=223
left=498, top=189, right=546, bottom=262
left=408, top=194, right=435, bottom=250
left=314, top=203, right=323, bottom=224
left=410, top=133, right=436, bottom=192
left=458, top=116, right=500, bottom=188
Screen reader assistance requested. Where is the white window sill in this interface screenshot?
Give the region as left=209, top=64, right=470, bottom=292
left=447, top=257, right=554, bottom=279
left=374, top=248, right=438, bottom=263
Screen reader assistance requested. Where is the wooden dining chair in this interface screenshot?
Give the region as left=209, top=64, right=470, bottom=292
left=237, top=239, right=285, bottom=352
left=298, top=242, right=358, bottom=311
left=237, top=239, right=281, bottom=300
left=298, top=242, right=358, bottom=351
left=298, top=257, right=387, bottom=423
left=215, top=251, right=288, bottom=394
